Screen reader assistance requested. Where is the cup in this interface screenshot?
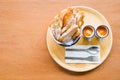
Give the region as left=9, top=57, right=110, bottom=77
left=82, top=25, right=95, bottom=41
left=96, top=25, right=109, bottom=40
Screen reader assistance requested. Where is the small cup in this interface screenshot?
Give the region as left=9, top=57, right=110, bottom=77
left=82, top=25, right=95, bottom=41
left=96, top=25, right=109, bottom=40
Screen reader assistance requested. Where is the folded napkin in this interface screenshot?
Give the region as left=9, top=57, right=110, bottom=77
left=65, top=45, right=100, bottom=63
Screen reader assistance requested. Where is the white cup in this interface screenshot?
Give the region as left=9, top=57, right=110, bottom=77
left=82, top=25, right=95, bottom=41
left=96, top=25, right=109, bottom=40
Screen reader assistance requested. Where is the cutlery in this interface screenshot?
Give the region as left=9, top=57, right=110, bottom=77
left=66, top=46, right=100, bottom=54
left=65, top=56, right=99, bottom=61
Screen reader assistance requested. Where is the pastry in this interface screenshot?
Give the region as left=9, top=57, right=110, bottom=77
left=50, top=7, right=84, bottom=43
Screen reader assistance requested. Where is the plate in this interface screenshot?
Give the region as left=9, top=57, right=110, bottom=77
left=46, top=6, right=113, bottom=72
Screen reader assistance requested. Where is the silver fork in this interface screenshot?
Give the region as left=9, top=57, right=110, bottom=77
left=65, top=56, right=99, bottom=61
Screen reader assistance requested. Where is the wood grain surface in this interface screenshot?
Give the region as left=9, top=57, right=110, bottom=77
left=0, top=0, right=119, bottom=80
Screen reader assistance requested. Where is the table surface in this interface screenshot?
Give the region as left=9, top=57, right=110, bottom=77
left=0, top=0, right=120, bottom=80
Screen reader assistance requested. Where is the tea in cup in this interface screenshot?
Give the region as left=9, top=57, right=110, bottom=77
left=82, top=25, right=95, bottom=41
left=96, top=25, right=109, bottom=40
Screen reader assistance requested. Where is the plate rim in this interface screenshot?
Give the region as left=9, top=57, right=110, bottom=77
left=46, top=6, right=113, bottom=72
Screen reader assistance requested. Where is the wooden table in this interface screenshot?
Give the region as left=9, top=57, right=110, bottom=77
left=0, top=0, right=119, bottom=80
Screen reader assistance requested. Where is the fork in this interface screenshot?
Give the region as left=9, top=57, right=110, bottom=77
left=65, top=56, right=99, bottom=61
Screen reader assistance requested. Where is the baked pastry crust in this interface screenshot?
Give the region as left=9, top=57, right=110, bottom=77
left=50, top=7, right=84, bottom=43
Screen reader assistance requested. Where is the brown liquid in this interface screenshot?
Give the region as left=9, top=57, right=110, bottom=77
left=97, top=26, right=107, bottom=37
left=83, top=26, right=93, bottom=37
